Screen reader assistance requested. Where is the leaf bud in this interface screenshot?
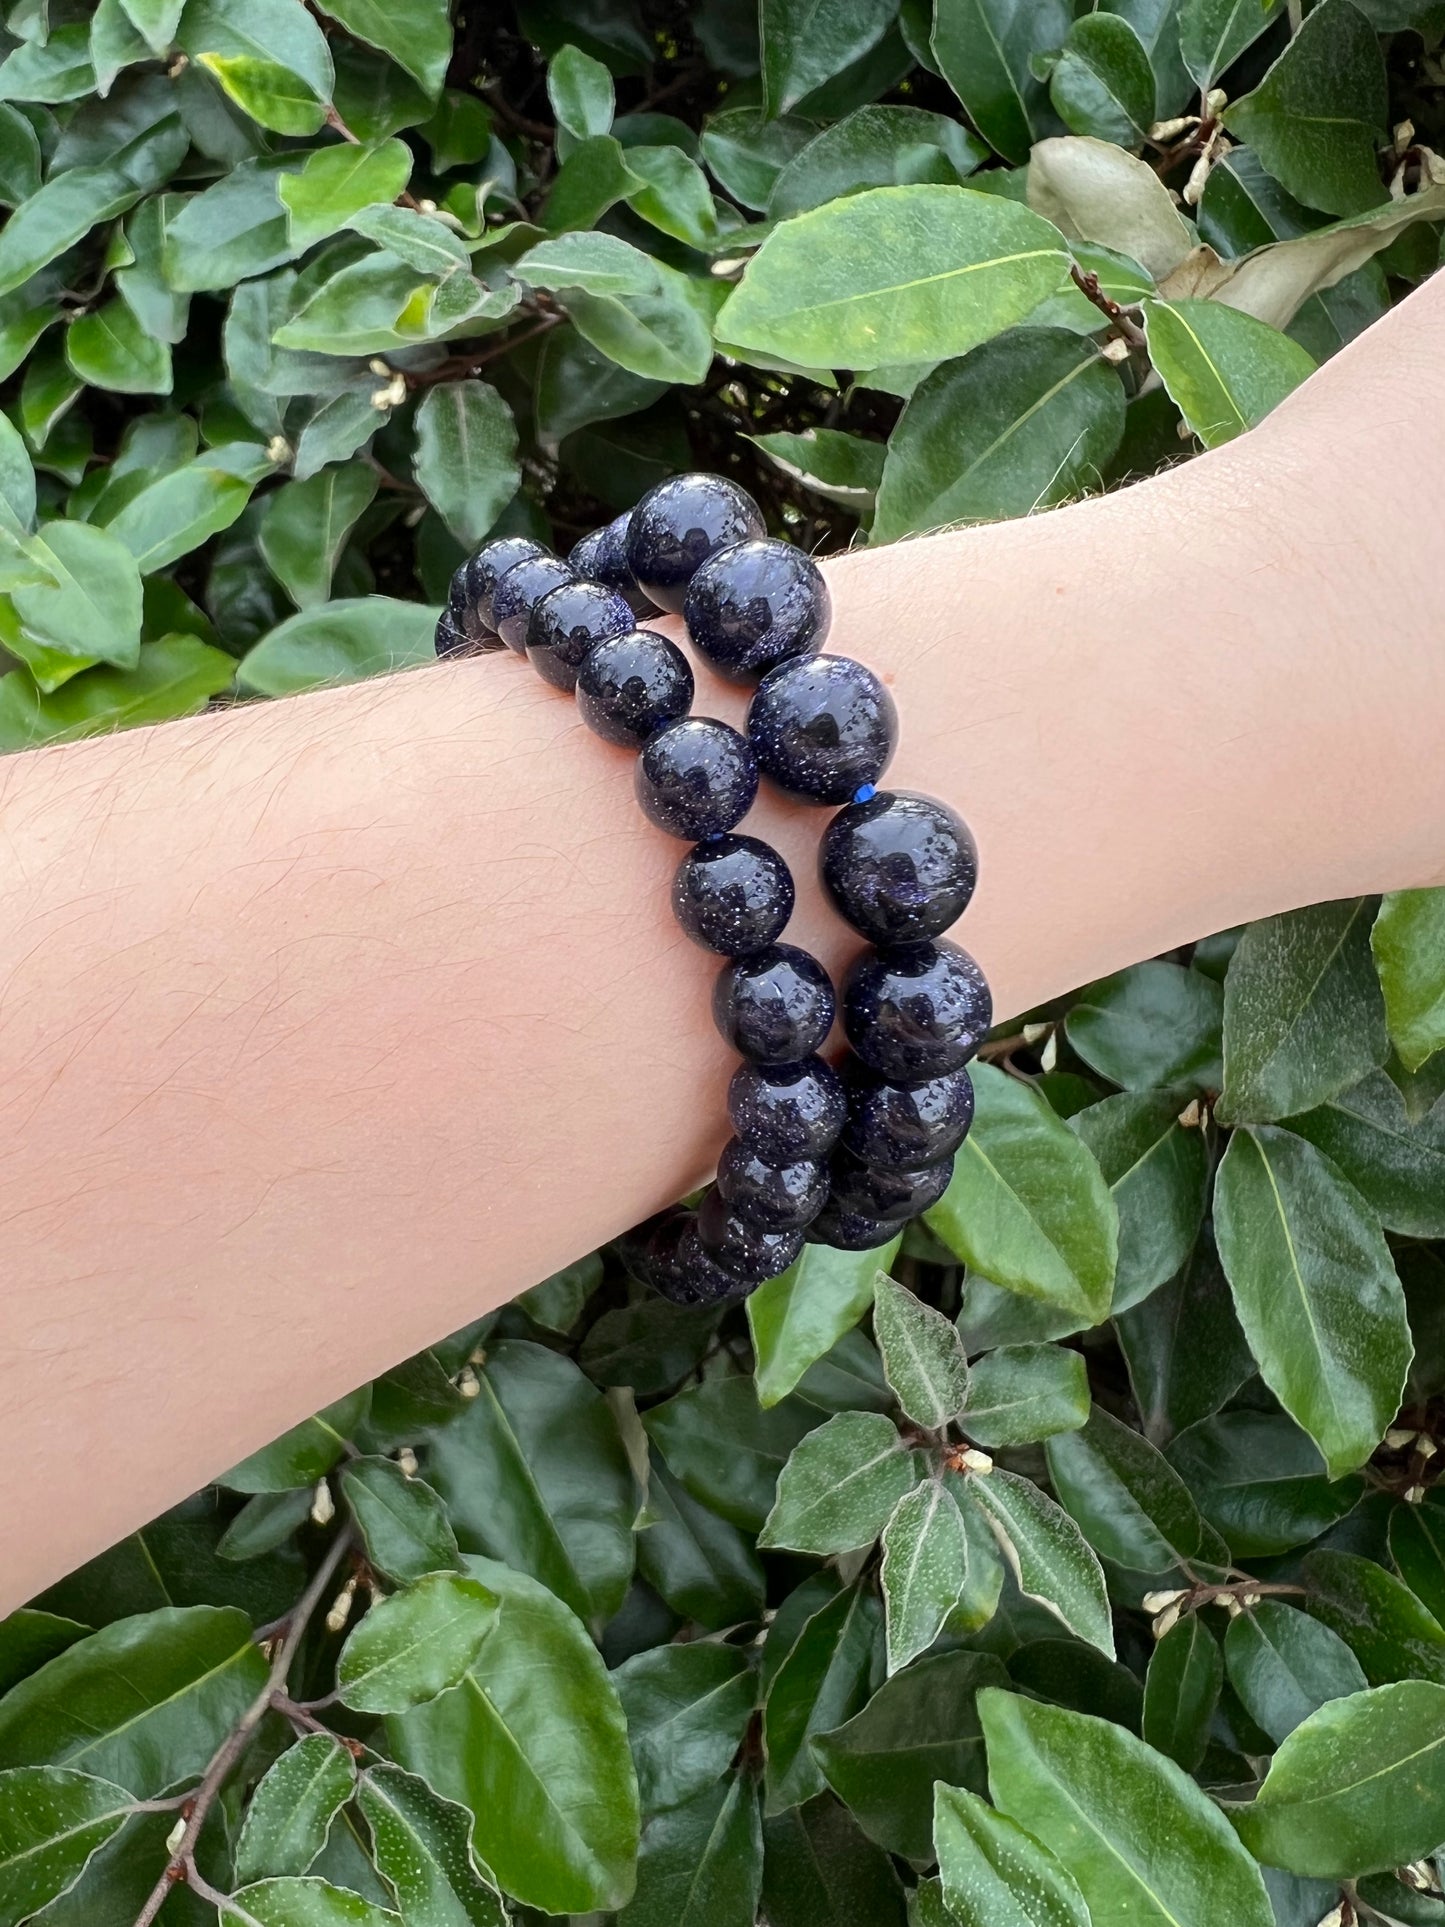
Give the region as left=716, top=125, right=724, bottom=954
left=396, top=1446, right=419, bottom=1478
left=165, top=1817, right=187, bottom=1856
left=456, top=1365, right=481, bottom=1399
left=325, top=1574, right=359, bottom=1635
left=1142, top=1588, right=1187, bottom=1614
left=1152, top=1603, right=1181, bottom=1639
left=310, top=1479, right=335, bottom=1527
left=959, top=1448, right=993, bottom=1475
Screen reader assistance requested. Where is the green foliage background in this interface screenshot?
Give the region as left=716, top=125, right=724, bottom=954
left=2, top=0, right=1445, bottom=1921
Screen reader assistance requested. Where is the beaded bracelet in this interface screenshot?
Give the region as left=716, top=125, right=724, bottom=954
left=435, top=474, right=992, bottom=1306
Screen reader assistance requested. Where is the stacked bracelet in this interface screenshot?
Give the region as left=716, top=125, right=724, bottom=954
left=435, top=474, right=991, bottom=1304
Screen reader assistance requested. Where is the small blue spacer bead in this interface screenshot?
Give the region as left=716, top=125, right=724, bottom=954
left=852, top=782, right=877, bottom=805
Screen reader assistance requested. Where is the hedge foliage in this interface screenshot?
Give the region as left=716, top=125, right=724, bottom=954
left=1, top=0, right=1444, bottom=1923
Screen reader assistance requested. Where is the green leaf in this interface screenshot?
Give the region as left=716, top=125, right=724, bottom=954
left=1046, top=1405, right=1220, bottom=1575
left=931, top=0, right=1072, bottom=165
left=115, top=193, right=190, bottom=347
left=544, top=133, right=645, bottom=232
left=879, top=1480, right=969, bottom=1674
left=65, top=299, right=171, bottom=396
left=618, top=1776, right=762, bottom=1927
left=1303, top=1549, right=1445, bottom=1687
left=812, top=1649, right=1006, bottom=1861
left=1222, top=0, right=1388, bottom=218
left=337, top=1573, right=498, bottom=1716
left=413, top=382, right=521, bottom=551
left=763, top=1584, right=883, bottom=1814
left=635, top=1451, right=767, bottom=1630
left=1143, top=296, right=1316, bottom=450
left=749, top=1240, right=900, bottom=1408
left=961, top=1344, right=1090, bottom=1449
left=717, top=186, right=1072, bottom=373
left=222, top=1878, right=398, bottom=1926
left=338, top=1458, right=460, bottom=1586
left=1223, top=1599, right=1368, bottom=1744
left=582, top=1298, right=720, bottom=1395
left=871, top=328, right=1123, bottom=542
left=926, top=1062, right=1117, bottom=1325
left=279, top=139, right=413, bottom=252
left=513, top=231, right=661, bottom=299
left=701, top=105, right=819, bottom=211
left=425, top=1338, right=636, bottom=1625
left=761, top=1794, right=907, bottom=1926
left=1168, top=1411, right=1363, bottom=1557
left=1372, top=889, right=1445, bottom=1071
left=934, top=1782, right=1090, bottom=1927
left=259, top=464, right=378, bottom=612
left=238, top=596, right=438, bottom=694
left=1390, top=1500, right=1445, bottom=1626
left=0, top=25, right=94, bottom=104
left=0, top=1617, right=88, bottom=1699
left=164, top=161, right=297, bottom=291
left=1286, top=1069, right=1445, bottom=1237
left=1142, top=1616, right=1222, bottom=1771
left=1213, top=1127, right=1411, bottom=1479
left=10, top=520, right=143, bottom=671
left=761, top=0, right=899, bottom=116
left=119, top=0, right=185, bottom=57
left=769, top=105, right=985, bottom=219
left=293, top=390, right=381, bottom=481
left=1029, top=134, right=1193, bottom=282
left=749, top=427, right=886, bottom=510
left=760, top=1411, right=916, bottom=1555
left=873, top=1274, right=969, bottom=1428
left=0, top=635, right=235, bottom=752
left=1219, top=899, right=1389, bottom=1122
left=1179, top=0, right=1283, bottom=89
left=317, top=0, right=451, bottom=96
left=222, top=1389, right=370, bottom=1493
left=625, top=145, right=721, bottom=249
left=1050, top=14, right=1155, bottom=147
left=235, top=1736, right=357, bottom=1884
left=965, top=1470, right=1115, bottom=1655
left=389, top=1555, right=639, bottom=1915
left=613, top=1642, right=756, bottom=1815
left=566, top=261, right=715, bottom=384
left=548, top=44, right=613, bottom=147
left=274, top=251, right=515, bottom=357
left=0, top=1766, right=134, bottom=1927
left=0, top=102, right=41, bottom=207
left=348, top=203, right=470, bottom=272
left=518, top=1252, right=601, bottom=1335
left=104, top=443, right=274, bottom=573
left=1071, top=1090, right=1212, bottom=1312
left=1232, top=1681, right=1445, bottom=1878
left=645, top=1375, right=825, bottom=1533
left=356, top=1765, right=507, bottom=1927
left=0, top=1606, right=267, bottom=1796
left=0, top=117, right=185, bottom=299
left=0, top=412, right=34, bottom=534
left=218, top=1489, right=315, bottom=1564
left=180, top=0, right=335, bottom=137
left=980, top=1688, right=1274, bottom=1926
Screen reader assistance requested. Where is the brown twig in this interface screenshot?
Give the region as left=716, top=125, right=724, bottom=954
left=1069, top=263, right=1148, bottom=350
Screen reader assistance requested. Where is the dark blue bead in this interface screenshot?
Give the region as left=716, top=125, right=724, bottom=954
left=635, top=718, right=758, bottom=840
left=637, top=1212, right=750, bottom=1305
left=821, top=790, right=978, bottom=944
left=828, top=1147, right=955, bottom=1223
left=716, top=1137, right=827, bottom=1231
left=435, top=591, right=470, bottom=659
left=525, top=578, right=634, bottom=691
left=467, top=536, right=550, bottom=636
left=683, top=538, right=830, bottom=683
left=841, top=1057, right=974, bottom=1170
left=714, top=943, right=835, bottom=1066
left=728, top=1056, right=846, bottom=1164
left=624, top=473, right=764, bottom=614
left=492, top=554, right=577, bottom=651
left=747, top=654, right=898, bottom=804
left=673, top=834, right=794, bottom=957
left=809, top=1202, right=900, bottom=1251
left=575, top=629, right=694, bottom=748
left=569, top=512, right=654, bottom=616
left=697, top=1185, right=805, bottom=1283
left=843, top=940, right=992, bottom=1083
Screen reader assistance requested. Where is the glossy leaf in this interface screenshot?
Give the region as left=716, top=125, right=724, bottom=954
left=235, top=1736, right=357, bottom=1884
left=238, top=597, right=439, bottom=695
left=1286, top=1068, right=1445, bottom=1237
left=635, top=1451, right=767, bottom=1631
left=761, top=0, right=900, bottom=116
left=0, top=119, right=185, bottom=299
left=413, top=381, right=521, bottom=551
left=1144, top=297, right=1316, bottom=450
left=1389, top=1499, right=1445, bottom=1626
left=614, top=1641, right=756, bottom=1815
left=761, top=1793, right=908, bottom=1927
left=259, top=464, right=378, bottom=611
left=319, top=0, right=451, bottom=96
left=222, top=1388, right=371, bottom=1494
left=548, top=44, right=613, bottom=147
left=1047, top=1404, right=1220, bottom=1575
left=336, top=1572, right=499, bottom=1714
left=749, top=427, right=886, bottom=509
left=931, top=0, right=1071, bottom=164
left=222, top=1879, right=399, bottom=1926
left=1179, top=0, right=1284, bottom=89
left=1117, top=1234, right=1254, bottom=1444
left=873, top=1274, right=969, bottom=1427
left=644, top=1374, right=825, bottom=1533
left=965, top=1469, right=1115, bottom=1655
left=1372, top=888, right=1445, bottom=1071
left=65, top=299, right=171, bottom=395
left=619, top=1775, right=763, bottom=1927
left=879, top=1480, right=969, bottom=1673
left=1142, top=1615, right=1222, bottom=1771
left=1303, top=1549, right=1445, bottom=1687
left=1071, top=1089, right=1211, bottom=1312
left=279, top=139, right=412, bottom=252
left=178, top=0, right=335, bottom=138
left=1223, top=1599, right=1368, bottom=1744
left=104, top=443, right=274, bottom=573
left=763, top=1582, right=883, bottom=1813
left=356, top=1765, right=507, bottom=1927
left=934, top=1782, right=1090, bottom=1927
left=761, top=1411, right=916, bottom=1555
left=566, top=261, right=714, bottom=384
left=0, top=1766, right=134, bottom=1927
left=1050, top=14, right=1155, bottom=148
left=11, top=520, right=143, bottom=672
left=749, top=1240, right=900, bottom=1408
left=960, top=1344, right=1090, bottom=1449
left=1168, top=1410, right=1364, bottom=1557
left=338, top=1458, right=460, bottom=1586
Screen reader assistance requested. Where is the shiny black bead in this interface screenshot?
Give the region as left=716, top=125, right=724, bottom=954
left=641, top=1213, right=750, bottom=1305
left=569, top=512, right=653, bottom=616
left=821, top=791, right=978, bottom=944
left=714, top=943, right=835, bottom=1066
left=493, top=554, right=577, bottom=652
left=747, top=654, right=898, bottom=804
left=810, top=1201, right=900, bottom=1251
left=625, top=473, right=764, bottom=613
left=435, top=587, right=470, bottom=659
left=576, top=630, right=694, bottom=748
left=828, top=1147, right=955, bottom=1223
left=636, top=718, right=758, bottom=840
left=525, top=578, right=634, bottom=691
left=683, top=538, right=830, bottom=683
left=728, top=1056, right=846, bottom=1164
left=841, top=1058, right=974, bottom=1170
left=697, top=1186, right=805, bottom=1283
left=843, top=940, right=992, bottom=1083
left=716, top=1136, right=828, bottom=1231
left=673, top=834, right=794, bottom=956
left=467, top=536, right=550, bottom=636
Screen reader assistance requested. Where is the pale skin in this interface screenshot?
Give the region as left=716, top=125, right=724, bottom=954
left=1, top=274, right=1442, bottom=1613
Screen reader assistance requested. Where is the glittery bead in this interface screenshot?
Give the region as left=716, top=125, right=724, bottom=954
left=716, top=1136, right=827, bottom=1231
left=746, top=654, right=898, bottom=804
left=827, top=1147, right=955, bottom=1223
left=809, top=1202, right=901, bottom=1251
left=569, top=513, right=653, bottom=617
left=696, top=1185, right=805, bottom=1283
left=842, top=940, right=992, bottom=1083
left=524, top=578, right=634, bottom=691
left=624, top=473, right=764, bottom=613
left=492, top=555, right=578, bottom=652
left=821, top=791, right=978, bottom=944
left=575, top=629, right=694, bottom=748
left=683, top=537, right=829, bottom=683
left=727, top=1056, right=847, bottom=1164
left=635, top=718, right=759, bottom=840
left=672, top=834, right=795, bottom=956
left=841, top=1058, right=975, bottom=1169
left=468, top=536, right=550, bottom=636
left=713, top=943, right=835, bottom=1066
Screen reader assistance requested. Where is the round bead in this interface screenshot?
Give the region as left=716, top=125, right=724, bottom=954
left=728, top=1056, right=846, bottom=1164
left=828, top=1148, right=955, bottom=1223
left=635, top=718, right=758, bottom=840
left=492, top=555, right=577, bottom=652
left=820, top=791, right=978, bottom=944
left=683, top=538, right=830, bottom=683
left=843, top=940, right=992, bottom=1083
left=525, top=578, right=634, bottom=691
left=747, top=654, right=898, bottom=804
left=716, top=1137, right=827, bottom=1231
left=714, top=943, right=835, bottom=1066
left=672, top=834, right=794, bottom=957
left=668, top=1222, right=755, bottom=1303
left=624, top=473, right=764, bottom=613
left=467, top=535, right=550, bottom=636
left=576, top=629, right=694, bottom=748
left=435, top=586, right=470, bottom=659
left=570, top=513, right=654, bottom=617
left=810, top=1202, right=900, bottom=1251
left=841, top=1059, right=974, bottom=1170
left=697, top=1186, right=805, bottom=1283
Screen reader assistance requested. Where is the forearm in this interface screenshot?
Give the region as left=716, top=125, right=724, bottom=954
left=1, top=282, right=1441, bottom=1608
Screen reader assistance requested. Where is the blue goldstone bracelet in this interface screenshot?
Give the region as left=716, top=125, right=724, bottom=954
left=435, top=474, right=991, bottom=1304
